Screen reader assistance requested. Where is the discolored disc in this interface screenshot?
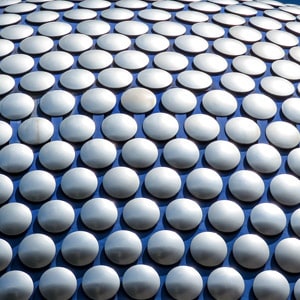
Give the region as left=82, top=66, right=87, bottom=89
left=18, top=117, right=54, bottom=145
left=121, top=87, right=156, bottom=113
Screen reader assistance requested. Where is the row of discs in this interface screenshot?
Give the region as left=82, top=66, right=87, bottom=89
left=0, top=197, right=296, bottom=236
left=0, top=111, right=299, bottom=149
left=1, top=0, right=300, bottom=299
left=1, top=43, right=299, bottom=82
left=1, top=165, right=300, bottom=206
left=0, top=136, right=296, bottom=172
left=1, top=266, right=299, bottom=300
left=0, top=229, right=298, bottom=272
left=1, top=60, right=299, bottom=97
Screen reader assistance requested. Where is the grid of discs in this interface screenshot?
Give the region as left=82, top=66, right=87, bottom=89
left=0, top=0, right=300, bottom=299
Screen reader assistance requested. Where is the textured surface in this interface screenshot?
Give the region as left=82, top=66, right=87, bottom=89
left=0, top=0, right=300, bottom=299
